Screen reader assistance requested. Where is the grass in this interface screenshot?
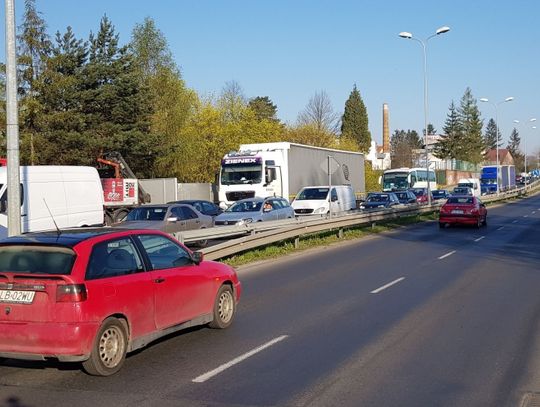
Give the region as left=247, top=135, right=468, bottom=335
left=222, top=211, right=439, bottom=268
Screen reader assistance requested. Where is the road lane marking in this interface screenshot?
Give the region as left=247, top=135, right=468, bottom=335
left=370, top=277, right=405, bottom=294
left=512, top=220, right=518, bottom=223
left=497, top=226, right=505, bottom=231
left=474, top=236, right=485, bottom=242
left=192, top=335, right=289, bottom=383
left=524, top=215, right=529, bottom=218
left=533, top=211, right=537, bottom=214
left=438, top=250, right=456, bottom=260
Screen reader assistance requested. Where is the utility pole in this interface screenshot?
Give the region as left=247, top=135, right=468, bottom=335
left=5, top=0, right=21, bottom=236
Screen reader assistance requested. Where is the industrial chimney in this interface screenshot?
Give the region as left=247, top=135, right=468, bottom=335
left=382, top=103, right=390, bottom=153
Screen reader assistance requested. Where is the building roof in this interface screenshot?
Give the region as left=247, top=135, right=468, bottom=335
left=484, top=148, right=514, bottom=164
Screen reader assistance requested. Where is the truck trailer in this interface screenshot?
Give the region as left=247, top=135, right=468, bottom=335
left=480, top=165, right=516, bottom=194
left=218, top=142, right=365, bottom=207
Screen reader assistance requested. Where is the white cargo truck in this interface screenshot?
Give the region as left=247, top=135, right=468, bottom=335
left=218, top=142, right=365, bottom=208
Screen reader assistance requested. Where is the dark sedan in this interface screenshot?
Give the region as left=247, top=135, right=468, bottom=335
left=168, top=199, right=222, bottom=217
left=394, top=190, right=418, bottom=205
left=359, top=192, right=400, bottom=210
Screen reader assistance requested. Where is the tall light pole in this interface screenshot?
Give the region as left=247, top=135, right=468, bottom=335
left=513, top=118, right=537, bottom=190
left=479, top=97, right=514, bottom=195
left=399, top=26, right=450, bottom=206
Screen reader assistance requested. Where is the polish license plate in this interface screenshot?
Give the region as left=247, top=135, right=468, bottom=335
left=0, top=290, right=36, bottom=304
left=451, top=209, right=464, bottom=214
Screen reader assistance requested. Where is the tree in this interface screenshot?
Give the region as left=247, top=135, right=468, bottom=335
left=390, top=129, right=422, bottom=168
left=433, top=101, right=462, bottom=159
left=248, top=96, right=278, bottom=122
left=424, top=123, right=437, bottom=136
left=297, top=90, right=339, bottom=133
left=483, top=118, right=501, bottom=150
left=507, top=128, right=524, bottom=171
left=284, top=123, right=336, bottom=148
left=457, top=87, right=484, bottom=163
left=218, top=80, right=247, bottom=123
left=341, top=84, right=371, bottom=154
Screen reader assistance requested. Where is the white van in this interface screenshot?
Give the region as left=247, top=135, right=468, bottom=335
left=0, top=166, right=104, bottom=239
left=291, top=185, right=356, bottom=216
left=457, top=178, right=481, bottom=198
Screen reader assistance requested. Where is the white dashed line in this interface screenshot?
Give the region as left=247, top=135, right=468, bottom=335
left=474, top=236, right=485, bottom=242
left=497, top=226, right=505, bottom=231
left=192, top=335, right=289, bottom=383
left=524, top=215, right=529, bottom=218
left=438, top=250, right=456, bottom=260
left=371, top=277, right=406, bottom=294
left=533, top=211, right=537, bottom=214
left=512, top=220, right=518, bottom=223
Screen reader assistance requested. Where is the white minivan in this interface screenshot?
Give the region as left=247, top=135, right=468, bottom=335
left=291, top=185, right=356, bottom=216
left=0, top=166, right=104, bottom=239
left=457, top=178, right=481, bottom=198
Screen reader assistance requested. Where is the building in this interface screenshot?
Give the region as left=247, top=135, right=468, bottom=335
left=367, top=103, right=391, bottom=170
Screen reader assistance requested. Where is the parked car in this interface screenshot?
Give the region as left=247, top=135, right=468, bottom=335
left=167, top=200, right=222, bottom=217
left=359, top=192, right=400, bottom=210
left=439, top=196, right=487, bottom=228
left=394, top=190, right=418, bottom=205
left=215, top=197, right=294, bottom=226
left=451, top=186, right=473, bottom=196
left=0, top=228, right=241, bottom=376
left=431, top=189, right=450, bottom=201
left=410, top=188, right=433, bottom=205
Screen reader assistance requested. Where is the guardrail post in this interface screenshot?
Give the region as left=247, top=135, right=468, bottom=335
left=338, top=228, right=344, bottom=239
left=371, top=222, right=376, bottom=230
left=294, top=237, right=300, bottom=248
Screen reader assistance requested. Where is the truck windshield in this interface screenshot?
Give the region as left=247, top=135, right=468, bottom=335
left=382, top=173, right=409, bottom=190
left=296, top=188, right=329, bottom=200
left=221, top=164, right=262, bottom=185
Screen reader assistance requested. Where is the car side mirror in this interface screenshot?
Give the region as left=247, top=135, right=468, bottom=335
left=331, top=196, right=338, bottom=202
left=192, top=251, right=203, bottom=265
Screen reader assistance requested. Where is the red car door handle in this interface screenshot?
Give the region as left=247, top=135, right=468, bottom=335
left=154, top=278, right=165, bottom=283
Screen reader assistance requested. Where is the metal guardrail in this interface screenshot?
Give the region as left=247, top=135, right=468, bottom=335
left=174, top=180, right=540, bottom=261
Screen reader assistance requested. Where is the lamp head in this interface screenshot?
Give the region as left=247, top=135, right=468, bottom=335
left=505, top=97, right=514, bottom=102
left=531, top=118, right=537, bottom=122
left=436, top=26, right=450, bottom=35
left=479, top=98, right=489, bottom=103
left=514, top=120, right=520, bottom=124
left=399, top=31, right=413, bottom=39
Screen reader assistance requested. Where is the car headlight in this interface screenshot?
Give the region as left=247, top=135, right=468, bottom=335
left=378, top=205, right=385, bottom=208
left=237, top=218, right=253, bottom=226
left=360, top=205, right=365, bottom=209
left=313, top=207, right=326, bottom=214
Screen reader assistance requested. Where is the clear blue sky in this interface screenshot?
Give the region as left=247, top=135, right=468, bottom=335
left=2, top=0, right=540, bottom=154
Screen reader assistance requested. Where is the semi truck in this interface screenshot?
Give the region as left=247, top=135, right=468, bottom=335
left=218, top=142, right=365, bottom=207
left=480, top=165, right=516, bottom=194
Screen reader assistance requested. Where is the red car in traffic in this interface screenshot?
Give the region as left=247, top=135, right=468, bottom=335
left=439, top=196, right=487, bottom=228
left=0, top=228, right=241, bottom=376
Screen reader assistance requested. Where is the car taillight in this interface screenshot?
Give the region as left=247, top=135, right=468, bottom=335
left=56, top=284, right=87, bottom=302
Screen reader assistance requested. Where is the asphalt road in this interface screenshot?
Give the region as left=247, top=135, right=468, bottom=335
left=1, top=195, right=540, bottom=406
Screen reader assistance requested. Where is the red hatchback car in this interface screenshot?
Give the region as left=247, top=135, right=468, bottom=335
left=0, top=228, right=241, bottom=376
left=439, top=196, right=487, bottom=228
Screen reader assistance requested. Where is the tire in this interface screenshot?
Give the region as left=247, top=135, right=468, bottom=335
left=83, top=317, right=128, bottom=376
left=113, top=208, right=130, bottom=224
left=104, top=212, right=114, bottom=226
left=475, top=217, right=482, bottom=229
left=209, top=285, right=235, bottom=329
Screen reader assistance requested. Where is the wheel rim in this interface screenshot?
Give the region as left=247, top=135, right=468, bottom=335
left=98, top=326, right=125, bottom=368
left=218, top=290, right=234, bottom=323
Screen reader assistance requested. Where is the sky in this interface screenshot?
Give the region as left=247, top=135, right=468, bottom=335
left=2, top=0, right=540, bottom=155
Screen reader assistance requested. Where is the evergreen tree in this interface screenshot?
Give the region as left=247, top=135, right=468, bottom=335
left=433, top=101, right=462, bottom=159
left=457, top=87, right=484, bottom=163
left=507, top=128, right=524, bottom=171
left=424, top=123, right=437, bottom=136
left=483, top=118, right=501, bottom=150
left=248, top=96, right=279, bottom=122
left=341, top=84, right=371, bottom=154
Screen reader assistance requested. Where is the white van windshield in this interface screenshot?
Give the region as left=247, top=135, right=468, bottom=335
left=296, top=188, right=329, bottom=200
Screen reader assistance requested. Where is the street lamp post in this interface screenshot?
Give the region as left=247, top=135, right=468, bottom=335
left=513, top=118, right=537, bottom=190
left=479, top=97, right=514, bottom=195
left=399, top=26, right=450, bottom=206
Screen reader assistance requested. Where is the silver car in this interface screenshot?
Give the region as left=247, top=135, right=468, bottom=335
left=117, top=204, right=213, bottom=245
left=215, top=197, right=294, bottom=226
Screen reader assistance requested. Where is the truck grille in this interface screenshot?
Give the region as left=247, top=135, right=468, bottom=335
left=294, top=209, right=314, bottom=214
left=226, top=191, right=255, bottom=201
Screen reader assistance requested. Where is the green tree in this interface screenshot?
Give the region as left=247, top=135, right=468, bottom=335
left=298, top=90, right=339, bottom=133
left=218, top=80, right=247, bottom=123
left=248, top=96, right=279, bottom=122
left=340, top=84, right=371, bottom=153
left=390, top=129, right=422, bottom=168
left=433, top=101, right=462, bottom=159
left=507, top=128, right=524, bottom=171
left=483, top=118, right=501, bottom=150
left=284, top=123, right=336, bottom=148
left=457, top=87, right=484, bottom=163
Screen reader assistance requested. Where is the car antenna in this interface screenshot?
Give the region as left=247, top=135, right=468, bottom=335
left=43, top=198, right=61, bottom=235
